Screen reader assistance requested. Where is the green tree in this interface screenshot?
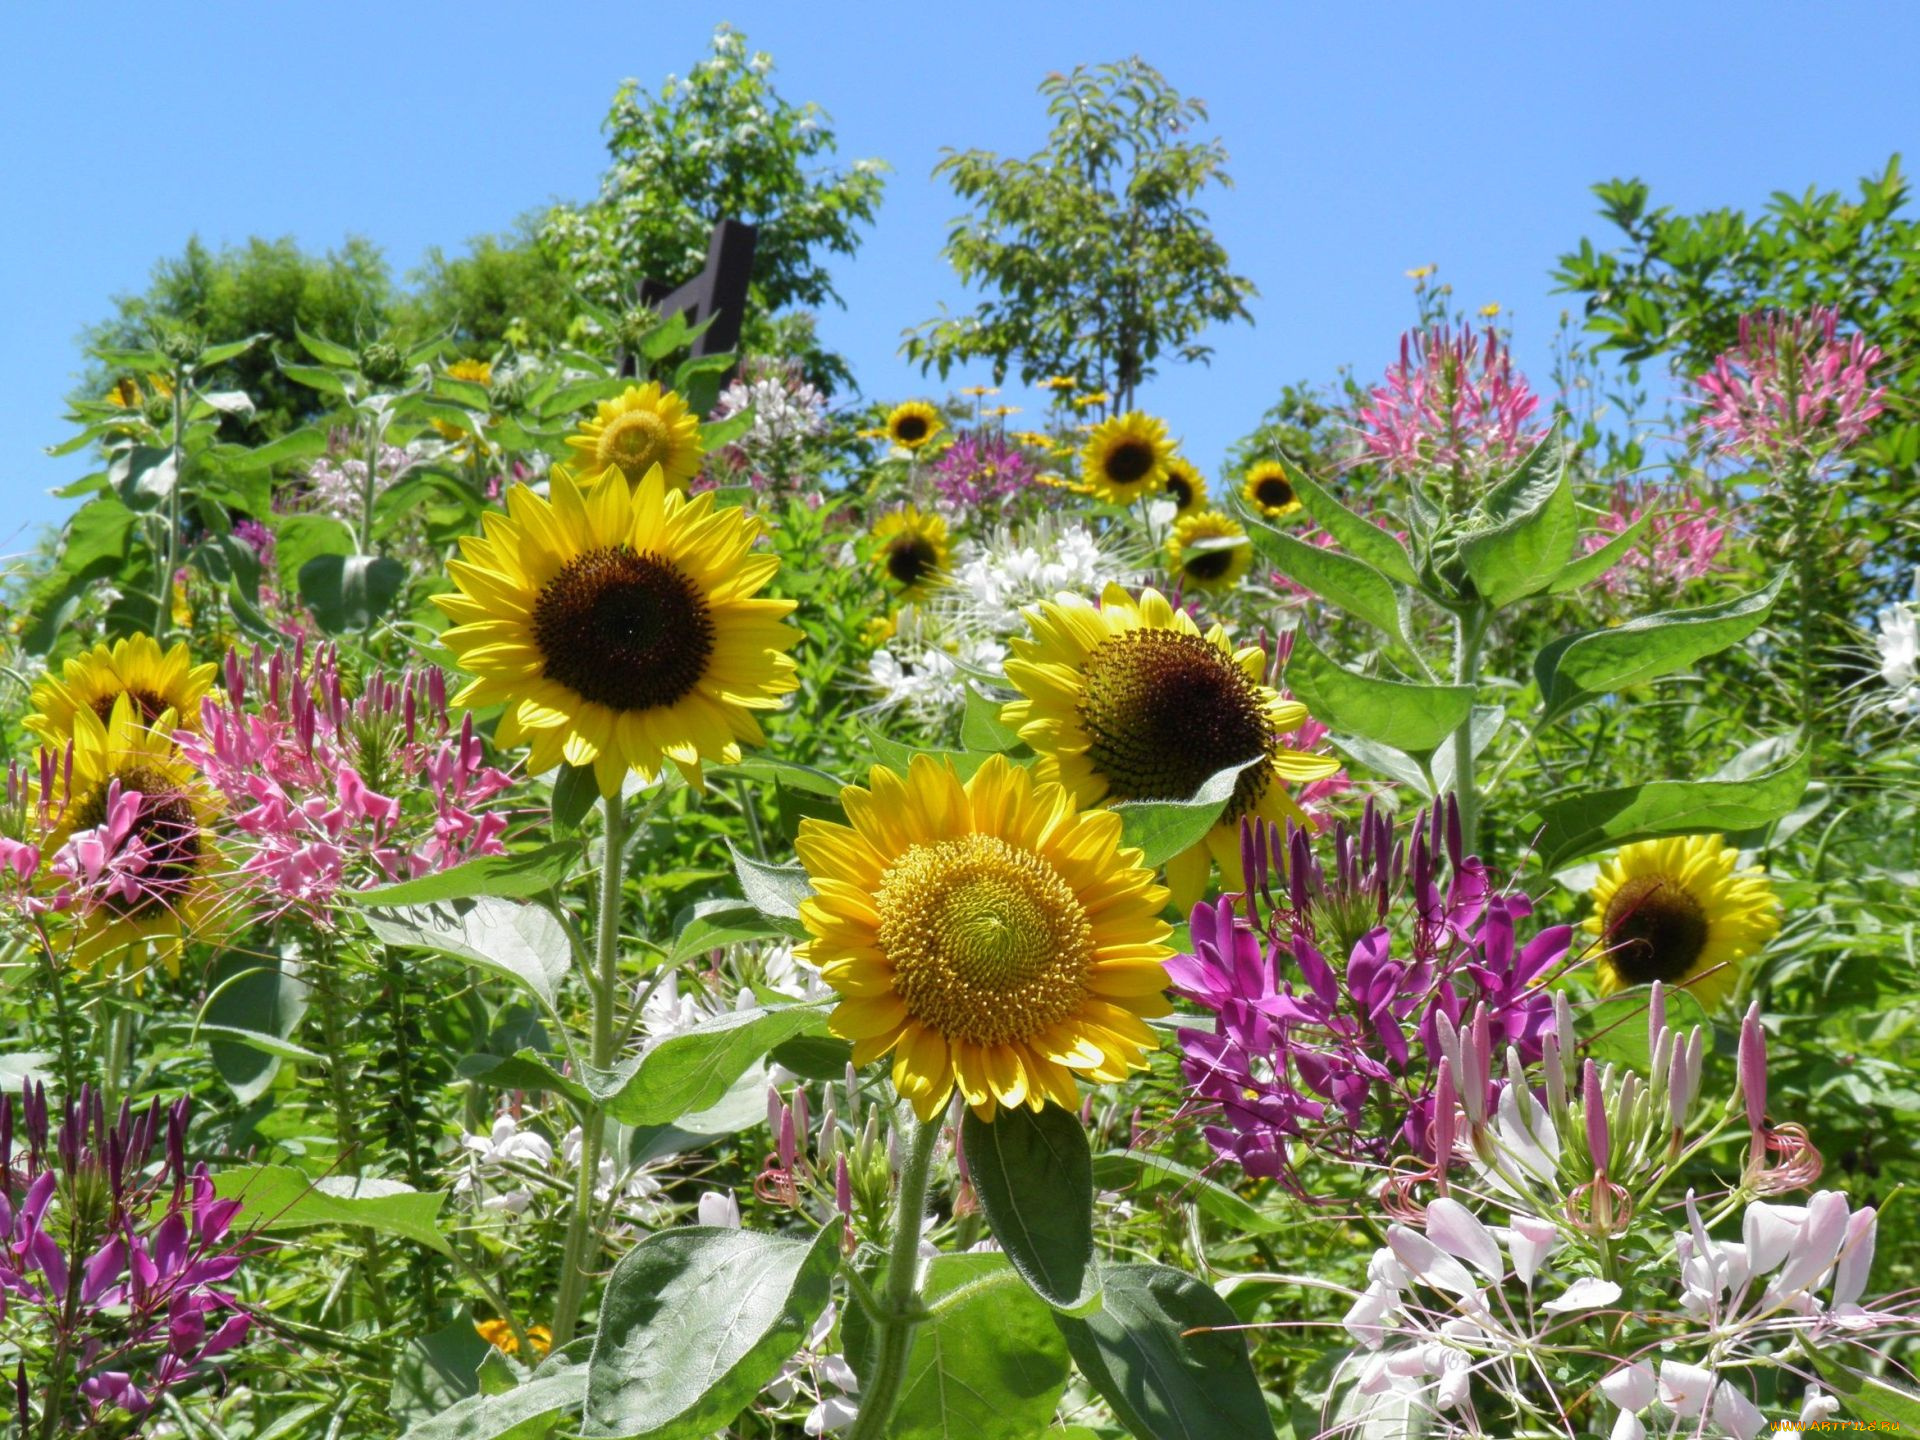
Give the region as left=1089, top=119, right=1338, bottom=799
left=904, top=57, right=1256, bottom=411
left=539, top=24, right=886, bottom=319
left=403, top=223, right=577, bottom=352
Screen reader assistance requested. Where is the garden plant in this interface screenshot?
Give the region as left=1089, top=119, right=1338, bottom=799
left=3, top=25, right=1918, bottom=1440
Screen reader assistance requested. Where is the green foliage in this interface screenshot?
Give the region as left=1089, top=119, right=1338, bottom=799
left=962, top=1104, right=1099, bottom=1313
left=904, top=58, right=1256, bottom=408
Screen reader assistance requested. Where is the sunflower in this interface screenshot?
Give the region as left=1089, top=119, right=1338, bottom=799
left=433, top=465, right=799, bottom=797
left=871, top=507, right=950, bottom=602
left=885, top=401, right=944, bottom=450
left=26, top=634, right=218, bottom=747
left=1583, top=835, right=1779, bottom=1009
left=105, top=373, right=173, bottom=409
left=1003, top=584, right=1341, bottom=911
left=448, top=358, right=494, bottom=387
left=797, top=754, right=1173, bottom=1122
left=1161, top=457, right=1208, bottom=516
left=1040, top=376, right=1079, bottom=392
left=39, top=696, right=222, bottom=978
left=564, top=382, right=705, bottom=492
left=1166, top=511, right=1253, bottom=595
left=475, top=1319, right=552, bottom=1358
left=1080, top=412, right=1174, bottom=506
left=1242, top=461, right=1302, bottom=519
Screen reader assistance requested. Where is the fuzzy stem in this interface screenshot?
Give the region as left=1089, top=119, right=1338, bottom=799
left=152, top=361, right=188, bottom=642
left=1450, top=604, right=1487, bottom=855
left=846, top=1114, right=942, bottom=1440
left=551, top=791, right=628, bottom=1348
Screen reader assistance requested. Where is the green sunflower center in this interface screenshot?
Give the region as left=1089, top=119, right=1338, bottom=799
left=893, top=414, right=930, bottom=444
left=1102, top=440, right=1157, bottom=486
left=886, top=537, right=940, bottom=589
left=90, top=687, right=171, bottom=726
left=1602, top=875, right=1710, bottom=986
left=1078, top=628, right=1275, bottom=818
left=1254, top=475, right=1295, bottom=510
left=877, top=833, right=1092, bottom=1046
left=597, top=409, right=671, bottom=478
left=71, top=765, right=204, bottom=919
left=532, top=545, right=715, bottom=712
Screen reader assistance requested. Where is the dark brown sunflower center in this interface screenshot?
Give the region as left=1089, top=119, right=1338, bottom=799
left=1078, top=628, right=1274, bottom=817
left=886, top=538, right=940, bottom=588
left=531, top=546, right=714, bottom=713
left=1182, top=546, right=1235, bottom=581
left=1602, top=875, right=1710, bottom=986
left=71, top=765, right=203, bottom=918
left=1255, top=476, right=1295, bottom=509
left=1165, top=474, right=1195, bottom=508
left=893, top=415, right=930, bottom=444
left=90, top=688, right=171, bottom=726
left=1103, top=440, right=1157, bottom=486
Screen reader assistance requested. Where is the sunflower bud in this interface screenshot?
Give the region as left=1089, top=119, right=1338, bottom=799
left=157, top=328, right=203, bottom=368
left=358, top=342, right=408, bottom=386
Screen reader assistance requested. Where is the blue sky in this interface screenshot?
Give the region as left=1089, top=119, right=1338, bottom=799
left=3, top=1, right=1915, bottom=555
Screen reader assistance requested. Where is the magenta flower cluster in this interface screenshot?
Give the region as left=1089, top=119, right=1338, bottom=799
left=1583, top=482, right=1729, bottom=596
left=177, top=640, right=515, bottom=915
left=1169, top=799, right=1568, bottom=1191
left=2, top=1087, right=250, bottom=1425
left=927, top=430, right=1037, bottom=509
left=1693, top=308, right=1886, bottom=459
left=1357, top=324, right=1545, bottom=479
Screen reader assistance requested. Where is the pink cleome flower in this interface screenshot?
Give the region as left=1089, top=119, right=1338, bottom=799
left=1582, top=483, right=1729, bottom=596
left=1357, top=324, right=1546, bottom=480
left=1692, top=307, right=1885, bottom=459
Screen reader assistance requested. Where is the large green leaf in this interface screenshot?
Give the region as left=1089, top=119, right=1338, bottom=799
left=729, top=842, right=815, bottom=923
left=214, top=1165, right=451, bottom=1255
left=1284, top=634, right=1473, bottom=755
left=273, top=514, right=355, bottom=590
left=1547, top=511, right=1649, bottom=595
left=665, top=898, right=795, bottom=966
left=583, top=1225, right=839, bottom=1439
left=1532, top=745, right=1810, bottom=873
left=1535, top=576, right=1783, bottom=715
left=1089, top=1153, right=1289, bottom=1236
left=200, top=953, right=312, bottom=1105
left=400, top=1367, right=586, bottom=1440
left=1251, top=522, right=1407, bottom=644
left=1810, top=1349, right=1920, bottom=1428
left=391, top=1316, right=494, bottom=1432
left=1111, top=757, right=1262, bottom=868
left=363, top=896, right=573, bottom=1015
left=1056, top=1263, right=1275, bottom=1440
left=299, top=552, right=407, bottom=632
left=884, top=1254, right=1072, bottom=1440
left=584, top=1003, right=832, bottom=1127
left=295, top=325, right=361, bottom=367
left=963, top=1104, right=1098, bottom=1313
left=353, top=844, right=579, bottom=907
left=962, top=683, right=1023, bottom=752
left=1289, top=469, right=1418, bottom=585
left=1458, top=455, right=1577, bottom=607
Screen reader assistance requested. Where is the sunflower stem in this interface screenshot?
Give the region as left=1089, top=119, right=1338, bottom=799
left=846, top=1113, right=942, bottom=1440
left=152, top=359, right=188, bottom=643
left=551, top=790, right=628, bottom=1349
left=1450, top=604, right=1487, bottom=856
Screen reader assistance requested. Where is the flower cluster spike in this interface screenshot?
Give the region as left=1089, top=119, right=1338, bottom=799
left=1693, top=307, right=1886, bottom=459
left=179, top=639, right=516, bottom=914
left=1172, top=796, right=1569, bottom=1191
left=1583, top=482, right=1730, bottom=596
left=926, top=429, right=1040, bottom=509
left=1, top=1087, right=250, bottom=1424
left=1356, top=323, right=1545, bottom=480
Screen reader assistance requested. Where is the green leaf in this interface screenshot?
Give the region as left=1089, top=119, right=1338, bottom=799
left=199, top=953, right=313, bottom=1105
left=455, top=1049, right=589, bottom=1107
left=272, top=514, right=355, bottom=589
left=1531, top=745, right=1810, bottom=873
left=541, top=376, right=639, bottom=418
left=391, top=1316, right=493, bottom=1431
left=59, top=496, right=137, bottom=573
left=233, top=425, right=331, bottom=471
left=400, top=1359, right=587, bottom=1440
left=666, top=898, right=793, bottom=966
left=550, top=763, right=600, bottom=831
left=860, top=726, right=997, bottom=780
left=1284, top=634, right=1472, bottom=755
left=729, top=842, right=815, bottom=922
left=214, top=1166, right=452, bottom=1255
left=583, top=1225, right=839, bottom=1440
left=1289, top=469, right=1418, bottom=585
left=1090, top=1152, right=1289, bottom=1235
left=281, top=361, right=352, bottom=397
left=352, top=844, right=579, bottom=906
left=766, top=1034, right=854, bottom=1081
left=584, top=1003, right=832, bottom=1127
left=699, top=411, right=754, bottom=450
left=1056, top=1263, right=1274, bottom=1440
left=962, top=683, right=1023, bottom=752
left=197, top=334, right=264, bottom=367
left=295, top=325, right=360, bottom=367
left=1582, top=988, right=1709, bottom=1072
left=363, top=896, right=573, bottom=1015
left=1458, top=454, right=1577, bottom=607
left=962, top=1104, right=1099, bottom=1313
left=1535, top=576, right=1783, bottom=715
left=1548, top=511, right=1649, bottom=594
left=1251, top=522, right=1407, bottom=644
left=110, top=445, right=177, bottom=510
left=709, top=756, right=848, bottom=799
left=299, top=552, right=407, bottom=632
left=1810, top=1349, right=1920, bottom=1428
left=1111, top=757, right=1263, bottom=868
left=882, top=1254, right=1072, bottom=1440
